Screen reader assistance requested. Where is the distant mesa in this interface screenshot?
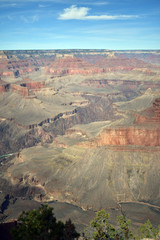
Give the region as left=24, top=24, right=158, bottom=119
left=46, top=56, right=103, bottom=75
left=0, top=81, right=45, bottom=96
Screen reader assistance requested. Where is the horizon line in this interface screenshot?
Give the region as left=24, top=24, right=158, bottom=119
left=1, top=48, right=160, bottom=51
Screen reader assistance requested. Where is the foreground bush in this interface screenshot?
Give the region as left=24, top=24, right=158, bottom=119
left=84, top=209, right=160, bottom=240
left=10, top=205, right=160, bottom=240
left=11, top=204, right=80, bottom=240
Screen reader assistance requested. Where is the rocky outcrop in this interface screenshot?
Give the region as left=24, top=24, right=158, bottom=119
left=46, top=56, right=150, bottom=76
left=0, top=81, right=45, bottom=96
left=0, top=84, right=10, bottom=93
left=1, top=72, right=14, bottom=77
left=20, top=82, right=45, bottom=90
left=0, top=85, right=6, bottom=93
left=135, top=98, right=160, bottom=124
left=0, top=94, right=118, bottom=155
left=88, top=97, right=160, bottom=148
left=46, top=57, right=103, bottom=75
left=0, top=83, right=29, bottom=96
left=82, top=79, right=160, bottom=91
left=0, top=49, right=160, bottom=222
left=94, top=56, right=154, bottom=68
left=94, top=127, right=160, bottom=147
left=11, top=84, right=29, bottom=96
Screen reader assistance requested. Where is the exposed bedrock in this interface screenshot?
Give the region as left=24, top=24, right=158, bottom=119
left=42, top=95, right=119, bottom=135
left=4, top=146, right=160, bottom=210
left=0, top=81, right=45, bottom=96
left=135, top=97, right=160, bottom=124
left=0, top=176, right=45, bottom=202
left=20, top=82, right=45, bottom=90
left=2, top=92, right=160, bottom=156
left=45, top=55, right=155, bottom=76
left=94, top=127, right=160, bottom=147
left=91, top=97, right=160, bottom=147
left=0, top=121, right=53, bottom=155
left=54, top=148, right=160, bottom=209
left=82, top=79, right=160, bottom=91
left=11, top=84, right=29, bottom=96
left=0, top=50, right=159, bottom=216
left=0, top=94, right=119, bottom=155
left=46, top=56, right=103, bottom=75
left=3, top=96, right=160, bottom=211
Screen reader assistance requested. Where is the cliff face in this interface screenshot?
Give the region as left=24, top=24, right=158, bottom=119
left=82, top=79, right=160, bottom=91
left=92, top=97, right=160, bottom=147
left=95, top=127, right=160, bottom=147
left=135, top=98, right=160, bottom=124
left=20, top=82, right=45, bottom=89
left=46, top=56, right=155, bottom=76
left=0, top=85, right=6, bottom=93
left=0, top=50, right=160, bottom=220
left=46, top=56, right=103, bottom=75
left=11, top=84, right=29, bottom=96
left=94, top=56, right=153, bottom=68
left=0, top=82, right=45, bottom=96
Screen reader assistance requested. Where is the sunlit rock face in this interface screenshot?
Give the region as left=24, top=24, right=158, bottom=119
left=135, top=98, right=160, bottom=124
left=0, top=50, right=160, bottom=224
left=93, top=98, right=160, bottom=147
left=94, top=127, right=160, bottom=147
left=45, top=56, right=103, bottom=75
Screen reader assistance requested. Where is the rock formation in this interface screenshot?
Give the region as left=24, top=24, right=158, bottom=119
left=0, top=49, right=160, bottom=228
left=46, top=56, right=103, bottom=75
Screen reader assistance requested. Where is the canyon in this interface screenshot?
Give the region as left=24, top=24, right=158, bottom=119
left=0, top=49, right=160, bottom=231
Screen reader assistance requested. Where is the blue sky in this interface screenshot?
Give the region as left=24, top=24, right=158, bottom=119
left=0, top=0, right=160, bottom=50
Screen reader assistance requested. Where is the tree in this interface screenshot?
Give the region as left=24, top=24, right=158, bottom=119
left=138, top=219, right=160, bottom=239
left=84, top=210, right=117, bottom=239
left=116, top=215, right=134, bottom=240
left=11, top=204, right=79, bottom=240
left=63, top=219, right=80, bottom=240
left=83, top=209, right=160, bottom=240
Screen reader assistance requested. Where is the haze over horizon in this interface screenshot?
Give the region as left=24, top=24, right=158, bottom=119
left=0, top=0, right=160, bottom=50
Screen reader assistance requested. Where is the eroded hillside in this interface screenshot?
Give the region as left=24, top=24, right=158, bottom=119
left=0, top=49, right=160, bottom=229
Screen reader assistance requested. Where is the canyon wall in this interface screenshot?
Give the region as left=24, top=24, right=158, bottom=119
left=0, top=50, right=160, bottom=220
left=95, top=127, right=160, bottom=147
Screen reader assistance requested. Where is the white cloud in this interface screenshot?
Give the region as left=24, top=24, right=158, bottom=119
left=38, top=4, right=48, bottom=8
left=59, top=5, right=90, bottom=20
left=87, top=1, right=109, bottom=6
left=58, top=5, right=139, bottom=20
left=21, top=15, right=39, bottom=23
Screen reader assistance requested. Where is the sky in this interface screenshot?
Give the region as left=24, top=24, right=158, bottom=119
left=0, top=0, right=160, bottom=50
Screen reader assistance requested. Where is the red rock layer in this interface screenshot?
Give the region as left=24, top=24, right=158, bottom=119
left=94, top=127, right=160, bottom=147
left=0, top=83, right=29, bottom=96
left=0, top=81, right=45, bottom=96
left=135, top=98, right=160, bottom=124
left=94, top=56, right=153, bottom=68
left=0, top=83, right=10, bottom=93
left=0, top=54, right=55, bottom=79
left=0, top=85, right=5, bottom=93
left=46, top=57, right=103, bottom=75
left=1, top=71, right=14, bottom=77
left=82, top=79, right=160, bottom=91
left=11, top=84, right=29, bottom=96
left=46, top=56, right=156, bottom=76
left=91, top=98, right=160, bottom=147
left=20, top=82, right=45, bottom=89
